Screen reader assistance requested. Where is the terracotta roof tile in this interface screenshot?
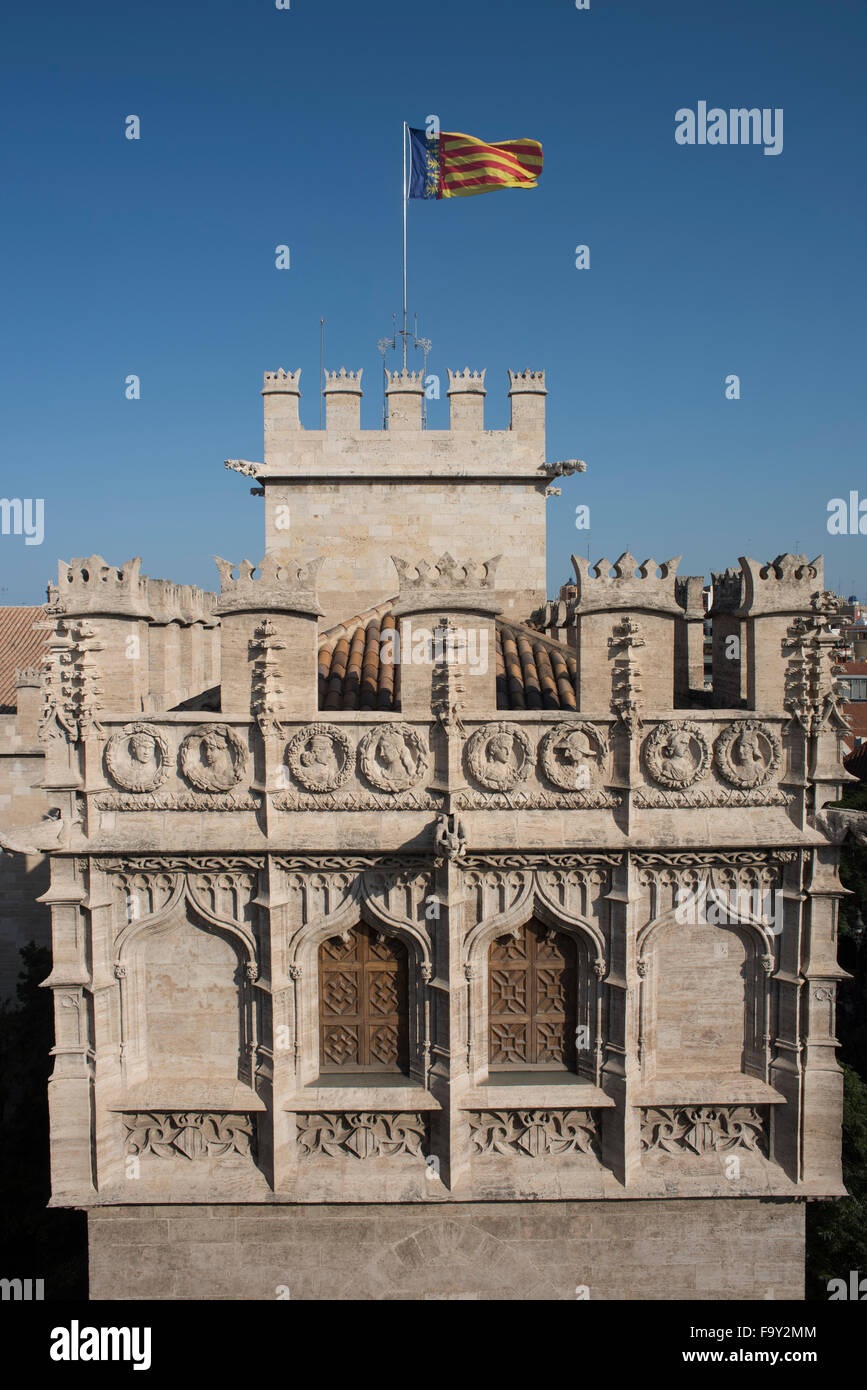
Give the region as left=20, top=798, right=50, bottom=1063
left=0, top=606, right=49, bottom=712
left=318, top=609, right=576, bottom=712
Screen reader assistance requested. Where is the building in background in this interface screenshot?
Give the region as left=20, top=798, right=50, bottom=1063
left=0, top=606, right=51, bottom=998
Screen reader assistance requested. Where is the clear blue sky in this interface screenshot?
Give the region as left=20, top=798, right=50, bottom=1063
left=2, top=0, right=865, bottom=605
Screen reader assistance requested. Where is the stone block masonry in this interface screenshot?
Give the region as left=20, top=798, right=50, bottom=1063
left=88, top=1199, right=804, bottom=1301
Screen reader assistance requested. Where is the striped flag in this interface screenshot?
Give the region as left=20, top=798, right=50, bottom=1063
left=408, top=127, right=543, bottom=200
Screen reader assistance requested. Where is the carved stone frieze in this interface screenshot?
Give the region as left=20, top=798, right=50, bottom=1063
left=274, top=788, right=442, bottom=812
left=643, top=720, right=710, bottom=789
left=464, top=721, right=533, bottom=791
left=104, top=722, right=171, bottom=793
left=123, top=1112, right=256, bottom=1160
left=467, top=1109, right=600, bottom=1157
left=358, top=724, right=429, bottom=792
left=295, top=1111, right=426, bottom=1159
left=635, top=786, right=788, bottom=809
left=462, top=852, right=623, bottom=871
left=454, top=787, right=622, bottom=810
left=94, top=790, right=261, bottom=811
left=284, top=723, right=354, bottom=792
left=92, top=855, right=264, bottom=874
left=714, top=721, right=782, bottom=789
left=631, top=850, right=796, bottom=870
left=538, top=723, right=608, bottom=791
left=274, top=854, right=430, bottom=875
left=179, top=724, right=249, bottom=792
left=640, top=1106, right=768, bottom=1156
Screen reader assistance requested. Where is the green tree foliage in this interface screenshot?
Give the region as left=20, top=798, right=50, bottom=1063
left=806, top=1063, right=867, bottom=1298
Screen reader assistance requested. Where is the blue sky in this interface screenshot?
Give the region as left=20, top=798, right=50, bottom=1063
left=1, top=0, right=865, bottom=605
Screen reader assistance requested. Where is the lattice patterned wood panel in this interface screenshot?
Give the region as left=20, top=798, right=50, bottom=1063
left=319, top=923, right=408, bottom=1072
left=489, top=919, right=576, bottom=1069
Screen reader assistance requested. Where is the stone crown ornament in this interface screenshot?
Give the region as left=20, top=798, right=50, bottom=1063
left=572, top=552, right=682, bottom=616
left=213, top=553, right=324, bottom=616
left=392, top=552, right=503, bottom=618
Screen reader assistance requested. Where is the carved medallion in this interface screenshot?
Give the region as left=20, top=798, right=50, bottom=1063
left=358, top=724, right=429, bottom=792
left=179, top=724, right=248, bottom=792
left=465, top=722, right=533, bottom=791
left=539, top=723, right=608, bottom=790
left=714, top=720, right=781, bottom=789
left=104, top=722, right=170, bottom=793
left=285, top=723, right=354, bottom=792
left=643, top=720, right=710, bottom=789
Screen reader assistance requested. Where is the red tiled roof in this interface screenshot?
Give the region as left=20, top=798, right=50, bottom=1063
left=317, top=610, right=577, bottom=712
left=0, top=606, right=48, bottom=712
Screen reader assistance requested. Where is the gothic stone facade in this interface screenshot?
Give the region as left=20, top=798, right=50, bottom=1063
left=24, top=363, right=855, bottom=1300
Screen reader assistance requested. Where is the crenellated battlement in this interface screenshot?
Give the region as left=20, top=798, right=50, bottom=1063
left=385, top=369, right=424, bottom=390
left=323, top=367, right=363, bottom=393
left=213, top=552, right=324, bottom=616
left=57, top=555, right=151, bottom=617
left=392, top=551, right=503, bottom=618
left=508, top=368, right=547, bottom=394
left=572, top=551, right=682, bottom=616
left=147, top=579, right=219, bottom=626
left=15, top=667, right=42, bottom=689
left=262, top=368, right=302, bottom=394
left=447, top=367, right=487, bottom=393
left=710, top=567, right=744, bottom=614
left=252, top=357, right=553, bottom=623
left=736, top=553, right=824, bottom=616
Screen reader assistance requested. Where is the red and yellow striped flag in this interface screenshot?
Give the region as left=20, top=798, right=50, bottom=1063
left=438, top=130, right=543, bottom=198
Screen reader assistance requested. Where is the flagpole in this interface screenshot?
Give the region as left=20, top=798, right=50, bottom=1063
left=402, top=120, right=408, bottom=369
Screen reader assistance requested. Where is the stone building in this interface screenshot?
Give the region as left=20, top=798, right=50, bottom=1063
left=7, top=360, right=858, bottom=1299
left=0, top=607, right=51, bottom=998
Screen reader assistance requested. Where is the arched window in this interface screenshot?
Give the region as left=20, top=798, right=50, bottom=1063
left=319, top=923, right=409, bottom=1074
left=488, top=919, right=577, bottom=1071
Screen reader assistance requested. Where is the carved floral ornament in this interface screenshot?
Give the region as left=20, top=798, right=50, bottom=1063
left=465, top=721, right=533, bottom=791
left=285, top=723, right=354, bottom=792
left=179, top=724, right=248, bottom=793
left=123, top=1112, right=255, bottom=1161
left=538, top=723, right=608, bottom=790
left=714, top=720, right=781, bottom=789
left=104, top=722, right=170, bottom=793
left=358, top=724, right=429, bottom=792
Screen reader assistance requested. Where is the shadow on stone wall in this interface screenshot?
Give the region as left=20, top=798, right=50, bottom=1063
left=0, top=943, right=87, bottom=1299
